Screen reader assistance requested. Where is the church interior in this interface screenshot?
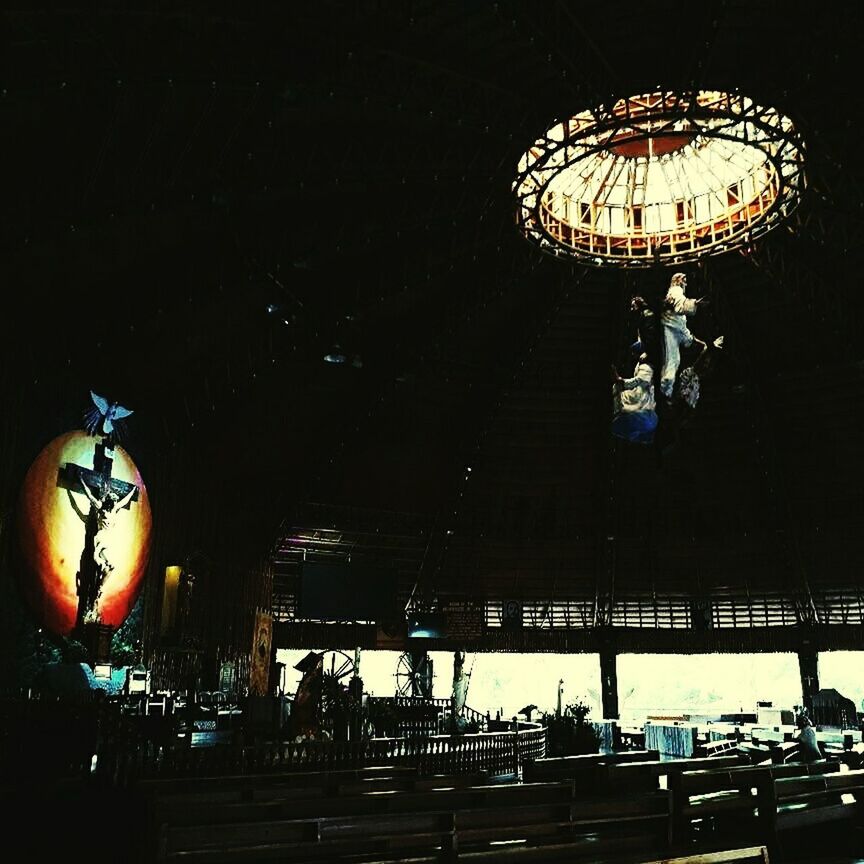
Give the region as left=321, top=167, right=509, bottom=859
left=2, top=3, right=864, bottom=863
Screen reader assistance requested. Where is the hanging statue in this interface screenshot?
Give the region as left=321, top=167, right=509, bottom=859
left=660, top=273, right=708, bottom=399
left=612, top=274, right=723, bottom=447
left=610, top=353, right=658, bottom=445
left=629, top=295, right=662, bottom=373
left=657, top=335, right=725, bottom=452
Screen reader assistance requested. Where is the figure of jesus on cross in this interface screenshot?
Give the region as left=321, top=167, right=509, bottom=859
left=58, top=439, right=140, bottom=633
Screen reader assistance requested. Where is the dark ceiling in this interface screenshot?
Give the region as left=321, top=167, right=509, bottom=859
left=2, top=1, right=863, bottom=618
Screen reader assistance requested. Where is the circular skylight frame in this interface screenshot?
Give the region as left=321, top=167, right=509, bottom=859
left=513, top=90, right=806, bottom=268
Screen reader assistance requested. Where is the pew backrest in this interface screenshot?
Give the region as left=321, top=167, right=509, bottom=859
left=679, top=760, right=838, bottom=797
left=159, top=788, right=670, bottom=863
left=153, top=778, right=576, bottom=830
left=139, top=763, right=417, bottom=798
left=522, top=749, right=659, bottom=782
left=160, top=809, right=457, bottom=862
left=636, top=847, right=769, bottom=864
left=767, top=767, right=864, bottom=834
left=669, top=759, right=841, bottom=843
left=604, top=753, right=746, bottom=791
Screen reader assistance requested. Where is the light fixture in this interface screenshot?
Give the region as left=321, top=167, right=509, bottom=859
left=324, top=345, right=347, bottom=364
left=514, top=89, right=806, bottom=267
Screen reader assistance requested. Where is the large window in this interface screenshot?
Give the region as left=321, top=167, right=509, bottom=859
left=277, top=649, right=600, bottom=720
left=616, top=653, right=801, bottom=724
left=276, top=649, right=864, bottom=728
left=818, top=652, right=864, bottom=713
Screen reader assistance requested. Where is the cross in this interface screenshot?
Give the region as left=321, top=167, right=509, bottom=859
left=56, top=438, right=140, bottom=634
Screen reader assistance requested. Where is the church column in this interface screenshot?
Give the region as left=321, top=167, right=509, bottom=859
left=797, top=649, right=820, bottom=714
left=599, top=647, right=619, bottom=720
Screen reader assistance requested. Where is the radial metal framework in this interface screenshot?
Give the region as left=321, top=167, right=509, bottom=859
left=514, top=90, right=806, bottom=267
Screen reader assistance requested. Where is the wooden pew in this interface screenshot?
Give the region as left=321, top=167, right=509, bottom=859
left=159, top=794, right=670, bottom=863
left=138, top=764, right=418, bottom=802
left=698, top=739, right=741, bottom=758
left=158, top=780, right=671, bottom=864
left=522, top=749, right=660, bottom=783
left=669, top=759, right=839, bottom=845
left=150, top=772, right=495, bottom=831
left=339, top=840, right=769, bottom=864
left=366, top=794, right=670, bottom=863
left=449, top=790, right=669, bottom=847
left=155, top=779, right=577, bottom=841
left=141, top=765, right=455, bottom=819
left=143, top=765, right=441, bottom=858
left=149, top=771, right=489, bottom=825
left=735, top=743, right=772, bottom=765
left=769, top=741, right=800, bottom=764
left=334, top=771, right=489, bottom=796
left=159, top=809, right=457, bottom=862
left=771, top=767, right=864, bottom=834
left=637, top=848, right=770, bottom=864
left=434, top=841, right=767, bottom=864
left=602, top=754, right=747, bottom=794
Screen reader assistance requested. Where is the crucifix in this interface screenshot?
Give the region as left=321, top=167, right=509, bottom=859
left=56, top=438, right=140, bottom=634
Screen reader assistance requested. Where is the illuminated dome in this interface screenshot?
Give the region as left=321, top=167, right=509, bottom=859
left=514, top=90, right=806, bottom=267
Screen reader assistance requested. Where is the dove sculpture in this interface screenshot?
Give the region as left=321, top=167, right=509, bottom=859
left=85, top=391, right=134, bottom=436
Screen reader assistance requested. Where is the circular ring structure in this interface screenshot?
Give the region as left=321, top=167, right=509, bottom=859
left=514, top=90, right=806, bottom=267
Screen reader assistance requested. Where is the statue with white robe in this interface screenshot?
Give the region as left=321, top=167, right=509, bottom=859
left=660, top=272, right=707, bottom=399
left=611, top=357, right=658, bottom=445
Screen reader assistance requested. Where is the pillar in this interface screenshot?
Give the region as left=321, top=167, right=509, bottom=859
left=797, top=649, right=820, bottom=714
left=599, top=648, right=619, bottom=720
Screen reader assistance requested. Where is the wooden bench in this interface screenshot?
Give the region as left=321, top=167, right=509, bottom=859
left=155, top=778, right=576, bottom=835
left=670, top=760, right=839, bottom=845
left=138, top=764, right=418, bottom=801
left=735, top=743, right=772, bottom=765
left=334, top=771, right=489, bottom=796
left=772, top=767, right=864, bottom=832
left=143, top=766, right=464, bottom=858
left=722, top=766, right=864, bottom=859
left=636, top=848, right=769, bottom=864
left=158, top=780, right=670, bottom=863
left=446, top=792, right=666, bottom=848
left=698, top=739, right=741, bottom=759
left=602, top=754, right=747, bottom=794
left=148, top=771, right=490, bottom=830
left=159, top=809, right=457, bottom=862
left=769, top=741, right=801, bottom=764
left=522, top=749, right=660, bottom=783
left=141, top=765, right=468, bottom=815
left=451, top=842, right=767, bottom=864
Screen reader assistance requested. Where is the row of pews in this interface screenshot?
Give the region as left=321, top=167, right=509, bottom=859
left=136, top=748, right=864, bottom=863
